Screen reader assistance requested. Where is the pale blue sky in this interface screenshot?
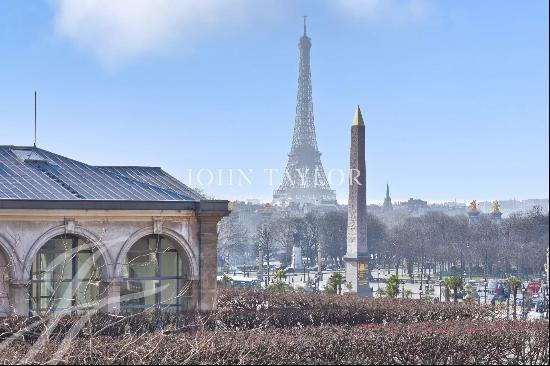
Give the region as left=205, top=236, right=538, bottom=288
left=1, top=1, right=548, bottom=203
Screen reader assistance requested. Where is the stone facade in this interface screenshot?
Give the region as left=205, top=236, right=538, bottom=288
left=0, top=201, right=228, bottom=316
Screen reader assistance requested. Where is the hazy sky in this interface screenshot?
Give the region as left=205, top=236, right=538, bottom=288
left=1, top=1, right=548, bottom=203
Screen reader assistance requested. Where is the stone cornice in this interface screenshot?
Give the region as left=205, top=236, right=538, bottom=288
left=0, top=199, right=229, bottom=212
left=0, top=199, right=229, bottom=220
left=0, top=209, right=197, bottom=221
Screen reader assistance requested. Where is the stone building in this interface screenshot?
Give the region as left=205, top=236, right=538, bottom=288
left=0, top=146, right=228, bottom=316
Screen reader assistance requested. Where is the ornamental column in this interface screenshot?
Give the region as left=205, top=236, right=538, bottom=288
left=9, top=280, right=29, bottom=316
left=103, top=278, right=122, bottom=314
left=197, top=201, right=229, bottom=312
left=0, top=255, right=9, bottom=317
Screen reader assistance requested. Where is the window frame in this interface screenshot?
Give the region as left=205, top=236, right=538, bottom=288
left=29, top=235, right=101, bottom=314
left=120, top=235, right=192, bottom=312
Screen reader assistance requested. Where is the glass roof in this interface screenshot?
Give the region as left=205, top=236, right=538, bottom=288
left=0, top=146, right=202, bottom=201
left=11, top=148, right=47, bottom=162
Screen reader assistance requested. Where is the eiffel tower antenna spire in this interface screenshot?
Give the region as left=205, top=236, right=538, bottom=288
left=273, top=18, right=336, bottom=206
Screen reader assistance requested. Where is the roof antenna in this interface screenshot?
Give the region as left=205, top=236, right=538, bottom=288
left=34, top=91, right=37, bottom=148
left=303, top=15, right=307, bottom=36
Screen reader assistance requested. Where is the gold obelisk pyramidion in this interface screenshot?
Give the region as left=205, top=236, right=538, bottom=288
left=344, top=105, right=372, bottom=297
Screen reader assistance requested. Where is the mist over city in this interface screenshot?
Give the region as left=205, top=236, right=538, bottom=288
left=0, top=1, right=548, bottom=365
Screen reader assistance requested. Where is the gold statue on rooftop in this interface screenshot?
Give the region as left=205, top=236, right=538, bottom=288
left=468, top=200, right=478, bottom=212
left=491, top=200, right=501, bottom=214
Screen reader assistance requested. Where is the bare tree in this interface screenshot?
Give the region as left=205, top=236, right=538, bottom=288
left=318, top=210, right=347, bottom=267
left=256, top=223, right=275, bottom=283
left=218, top=214, right=250, bottom=268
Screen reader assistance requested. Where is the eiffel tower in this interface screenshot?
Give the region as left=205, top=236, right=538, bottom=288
left=273, top=17, right=337, bottom=206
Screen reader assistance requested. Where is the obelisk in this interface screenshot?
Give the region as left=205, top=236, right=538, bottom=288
left=344, top=105, right=372, bottom=297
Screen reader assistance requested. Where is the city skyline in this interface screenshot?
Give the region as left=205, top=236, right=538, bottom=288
left=1, top=1, right=548, bottom=203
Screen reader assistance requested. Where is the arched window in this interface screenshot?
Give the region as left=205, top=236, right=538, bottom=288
left=121, top=235, right=192, bottom=312
left=30, top=235, right=102, bottom=314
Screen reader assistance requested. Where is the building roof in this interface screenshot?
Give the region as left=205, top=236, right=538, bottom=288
left=0, top=146, right=202, bottom=202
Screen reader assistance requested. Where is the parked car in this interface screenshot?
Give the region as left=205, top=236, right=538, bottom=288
left=531, top=294, right=542, bottom=304
left=536, top=301, right=548, bottom=313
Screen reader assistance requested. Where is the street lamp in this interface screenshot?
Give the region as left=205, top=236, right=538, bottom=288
left=401, top=280, right=405, bottom=299
left=425, top=274, right=431, bottom=300
left=521, top=284, right=527, bottom=319
left=419, top=259, right=424, bottom=291
left=378, top=267, right=380, bottom=291
left=483, top=278, right=487, bottom=304
left=544, top=284, right=549, bottom=320
left=438, top=268, right=443, bottom=302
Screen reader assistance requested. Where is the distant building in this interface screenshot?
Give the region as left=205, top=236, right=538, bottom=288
left=397, top=198, right=429, bottom=214
left=478, top=199, right=549, bottom=217
left=230, top=201, right=279, bottom=235
left=443, top=201, right=468, bottom=210
left=367, top=195, right=548, bottom=221
left=382, top=183, right=393, bottom=211
left=0, top=146, right=228, bottom=317
left=428, top=201, right=467, bottom=216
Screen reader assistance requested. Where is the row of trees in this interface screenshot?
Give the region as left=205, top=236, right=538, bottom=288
left=382, top=207, right=548, bottom=277
left=218, top=206, right=549, bottom=278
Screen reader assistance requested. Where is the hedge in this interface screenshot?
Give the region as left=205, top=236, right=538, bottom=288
left=1, top=290, right=499, bottom=340
left=1, top=321, right=547, bottom=365
left=1, top=290, right=546, bottom=365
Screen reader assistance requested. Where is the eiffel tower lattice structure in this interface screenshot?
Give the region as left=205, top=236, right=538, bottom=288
left=273, top=18, right=337, bottom=206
